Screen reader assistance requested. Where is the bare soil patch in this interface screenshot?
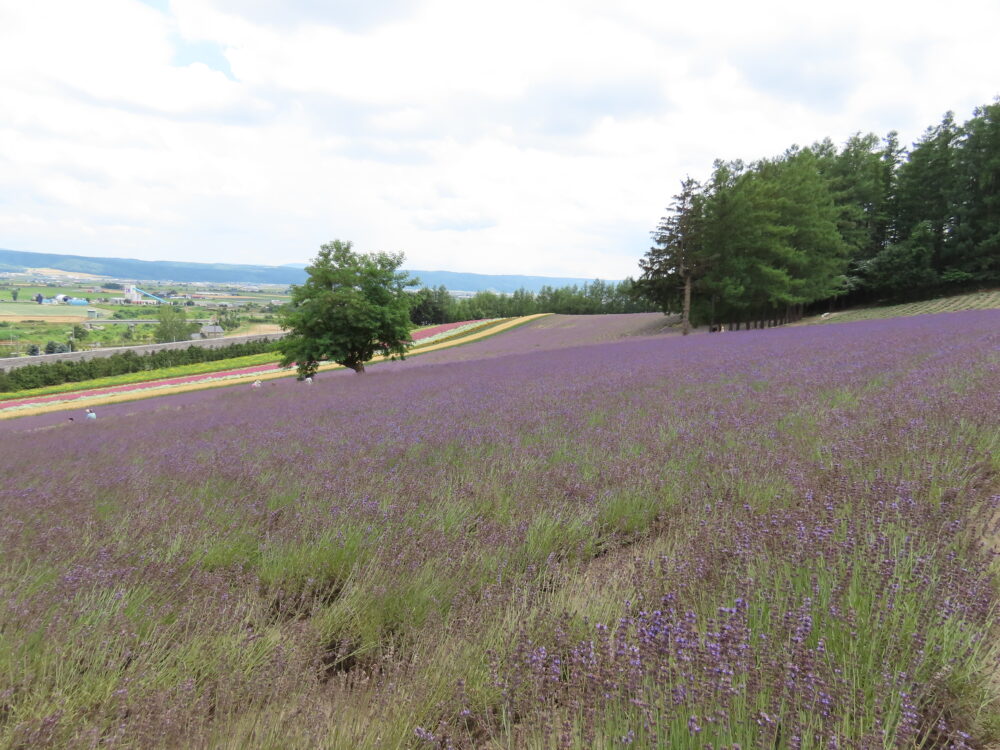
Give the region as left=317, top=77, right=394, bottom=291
left=239, top=323, right=283, bottom=335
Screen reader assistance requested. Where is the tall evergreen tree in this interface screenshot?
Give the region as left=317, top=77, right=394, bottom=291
left=640, top=177, right=707, bottom=334
left=950, top=101, right=1000, bottom=284
left=878, top=130, right=904, bottom=250
left=767, top=149, right=851, bottom=307
left=812, top=132, right=895, bottom=265
left=697, top=160, right=799, bottom=327
left=636, top=98, right=999, bottom=318
left=894, top=112, right=959, bottom=274
left=863, top=220, right=938, bottom=296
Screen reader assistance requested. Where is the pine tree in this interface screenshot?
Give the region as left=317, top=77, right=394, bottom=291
left=894, top=112, right=959, bottom=274
left=640, top=177, right=708, bottom=334
left=950, top=101, right=1000, bottom=284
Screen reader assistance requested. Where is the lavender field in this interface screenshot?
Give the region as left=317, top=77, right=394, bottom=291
left=1, top=311, right=999, bottom=748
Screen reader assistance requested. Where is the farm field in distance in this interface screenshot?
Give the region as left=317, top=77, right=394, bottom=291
left=0, top=277, right=288, bottom=355
left=0, top=302, right=90, bottom=320
left=1, top=310, right=999, bottom=747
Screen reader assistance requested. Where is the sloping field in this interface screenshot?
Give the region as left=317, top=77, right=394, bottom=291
left=385, top=312, right=671, bottom=367
left=1, top=310, right=998, bottom=747
left=804, top=289, right=1000, bottom=325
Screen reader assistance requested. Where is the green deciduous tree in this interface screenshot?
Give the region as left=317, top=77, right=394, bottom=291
left=154, top=305, right=197, bottom=343
left=409, top=285, right=453, bottom=325
left=278, top=240, right=417, bottom=377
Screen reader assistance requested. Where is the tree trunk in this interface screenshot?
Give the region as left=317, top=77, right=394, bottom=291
left=349, top=362, right=366, bottom=374
left=681, top=273, right=692, bottom=336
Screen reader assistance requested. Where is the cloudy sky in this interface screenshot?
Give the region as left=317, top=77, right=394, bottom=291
left=1, top=0, right=997, bottom=279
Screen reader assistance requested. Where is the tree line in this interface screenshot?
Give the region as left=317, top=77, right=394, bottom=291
left=408, top=279, right=655, bottom=326
left=637, top=99, right=1000, bottom=331
left=0, top=339, right=280, bottom=393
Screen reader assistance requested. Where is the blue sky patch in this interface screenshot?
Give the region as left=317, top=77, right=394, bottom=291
left=135, top=0, right=170, bottom=13
left=172, top=37, right=235, bottom=80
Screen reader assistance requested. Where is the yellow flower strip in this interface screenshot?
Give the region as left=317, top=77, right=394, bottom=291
left=0, top=314, right=549, bottom=420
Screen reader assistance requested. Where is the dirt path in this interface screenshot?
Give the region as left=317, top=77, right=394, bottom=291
left=238, top=323, right=283, bottom=335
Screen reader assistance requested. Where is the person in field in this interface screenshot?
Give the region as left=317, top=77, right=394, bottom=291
left=85, top=409, right=96, bottom=420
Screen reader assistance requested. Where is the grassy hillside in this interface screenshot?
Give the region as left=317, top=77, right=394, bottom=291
left=804, top=289, right=1000, bottom=324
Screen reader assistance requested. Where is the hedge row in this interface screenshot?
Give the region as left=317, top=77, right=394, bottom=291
left=0, top=339, right=281, bottom=392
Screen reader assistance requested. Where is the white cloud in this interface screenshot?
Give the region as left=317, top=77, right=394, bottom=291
left=0, top=0, right=997, bottom=279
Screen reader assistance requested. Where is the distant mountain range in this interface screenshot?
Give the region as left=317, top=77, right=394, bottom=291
left=0, top=248, right=617, bottom=293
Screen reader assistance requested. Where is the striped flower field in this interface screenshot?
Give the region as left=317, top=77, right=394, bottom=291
left=806, top=289, right=1000, bottom=325
left=0, top=317, right=512, bottom=417
left=0, top=310, right=998, bottom=748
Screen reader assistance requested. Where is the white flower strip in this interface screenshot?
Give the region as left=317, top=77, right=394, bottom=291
left=411, top=319, right=500, bottom=347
